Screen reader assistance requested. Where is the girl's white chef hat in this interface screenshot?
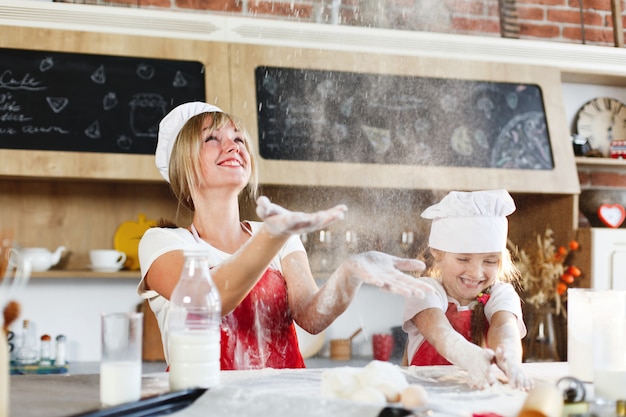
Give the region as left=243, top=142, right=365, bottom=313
left=155, top=101, right=223, bottom=182
left=421, top=189, right=516, bottom=253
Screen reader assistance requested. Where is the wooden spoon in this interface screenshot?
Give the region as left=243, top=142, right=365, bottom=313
left=348, top=327, right=362, bottom=341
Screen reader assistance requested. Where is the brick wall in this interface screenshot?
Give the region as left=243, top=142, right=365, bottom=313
left=579, top=167, right=626, bottom=189
left=577, top=161, right=626, bottom=229
left=54, top=0, right=625, bottom=46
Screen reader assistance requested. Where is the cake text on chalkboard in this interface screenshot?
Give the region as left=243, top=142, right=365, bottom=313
left=255, top=66, right=554, bottom=170
left=0, top=48, right=206, bottom=155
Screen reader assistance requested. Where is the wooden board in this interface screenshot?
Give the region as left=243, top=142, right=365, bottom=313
left=0, top=47, right=205, bottom=155
left=256, top=66, right=552, bottom=170
left=230, top=43, right=579, bottom=194
left=0, top=25, right=230, bottom=181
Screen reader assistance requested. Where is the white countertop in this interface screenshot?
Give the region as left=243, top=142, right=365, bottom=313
left=10, top=361, right=577, bottom=417
left=167, top=362, right=573, bottom=417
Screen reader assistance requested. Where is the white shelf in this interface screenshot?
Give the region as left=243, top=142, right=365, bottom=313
left=30, top=270, right=140, bottom=279
left=575, top=156, right=626, bottom=168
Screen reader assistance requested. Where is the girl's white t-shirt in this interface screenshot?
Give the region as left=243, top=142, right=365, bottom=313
left=402, top=278, right=527, bottom=362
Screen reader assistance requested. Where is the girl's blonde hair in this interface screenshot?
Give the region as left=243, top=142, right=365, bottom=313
left=167, top=111, right=259, bottom=212
left=418, top=246, right=522, bottom=347
left=420, top=247, right=521, bottom=285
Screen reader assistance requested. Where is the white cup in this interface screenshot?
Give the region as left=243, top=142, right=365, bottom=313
left=100, top=312, right=143, bottom=407
left=90, top=250, right=127, bottom=271
left=593, top=319, right=626, bottom=402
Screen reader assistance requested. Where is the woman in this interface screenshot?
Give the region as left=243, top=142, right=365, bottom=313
left=138, top=102, right=429, bottom=370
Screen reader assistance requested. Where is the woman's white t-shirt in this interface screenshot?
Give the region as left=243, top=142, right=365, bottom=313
left=137, top=221, right=304, bottom=361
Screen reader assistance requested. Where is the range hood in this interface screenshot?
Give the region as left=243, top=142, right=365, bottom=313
left=0, top=0, right=616, bottom=193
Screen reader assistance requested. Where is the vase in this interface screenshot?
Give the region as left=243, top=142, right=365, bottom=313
left=523, top=303, right=561, bottom=362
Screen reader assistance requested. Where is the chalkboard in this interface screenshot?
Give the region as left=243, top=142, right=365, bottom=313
left=255, top=66, right=554, bottom=170
left=0, top=48, right=206, bottom=154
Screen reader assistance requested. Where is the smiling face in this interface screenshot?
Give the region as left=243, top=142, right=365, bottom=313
left=198, top=121, right=252, bottom=192
left=431, top=248, right=501, bottom=305
left=168, top=111, right=258, bottom=211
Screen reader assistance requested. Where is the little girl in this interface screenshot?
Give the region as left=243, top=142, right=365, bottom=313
left=403, top=189, right=533, bottom=391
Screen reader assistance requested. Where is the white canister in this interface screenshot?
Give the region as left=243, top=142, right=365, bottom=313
left=567, top=288, right=626, bottom=382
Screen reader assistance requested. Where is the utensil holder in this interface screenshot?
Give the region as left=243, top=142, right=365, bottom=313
left=330, top=339, right=351, bottom=361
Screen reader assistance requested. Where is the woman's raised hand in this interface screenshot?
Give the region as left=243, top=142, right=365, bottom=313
left=257, top=197, right=429, bottom=299
left=256, top=196, right=347, bottom=237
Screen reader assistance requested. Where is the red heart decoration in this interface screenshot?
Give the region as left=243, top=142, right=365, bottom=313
left=598, top=203, right=626, bottom=228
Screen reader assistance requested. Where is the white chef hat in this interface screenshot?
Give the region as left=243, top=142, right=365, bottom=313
left=421, top=189, right=516, bottom=253
left=155, top=101, right=223, bottom=182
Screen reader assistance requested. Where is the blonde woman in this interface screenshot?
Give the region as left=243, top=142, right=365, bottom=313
left=139, top=102, right=429, bottom=370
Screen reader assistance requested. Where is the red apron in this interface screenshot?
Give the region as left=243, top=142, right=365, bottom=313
left=410, top=302, right=487, bottom=366
left=220, top=268, right=305, bottom=370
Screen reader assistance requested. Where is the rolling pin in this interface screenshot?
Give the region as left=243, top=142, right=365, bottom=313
left=517, top=381, right=563, bottom=417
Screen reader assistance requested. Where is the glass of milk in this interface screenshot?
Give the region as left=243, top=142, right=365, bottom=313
left=100, top=312, right=143, bottom=407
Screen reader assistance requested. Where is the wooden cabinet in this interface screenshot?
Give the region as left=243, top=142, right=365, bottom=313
left=4, top=9, right=621, bottom=279
left=257, top=185, right=578, bottom=275
left=0, top=178, right=183, bottom=277
left=0, top=25, right=227, bottom=278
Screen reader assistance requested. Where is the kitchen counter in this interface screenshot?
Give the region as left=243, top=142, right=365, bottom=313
left=9, top=362, right=579, bottom=417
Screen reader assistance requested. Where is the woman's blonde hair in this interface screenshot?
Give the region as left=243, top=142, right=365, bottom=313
left=167, top=111, right=258, bottom=212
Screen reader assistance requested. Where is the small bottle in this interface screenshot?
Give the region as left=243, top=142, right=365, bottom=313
left=16, top=320, right=38, bottom=365
left=1, top=325, right=9, bottom=417
left=54, top=335, right=67, bottom=366
left=39, top=334, right=52, bottom=366
left=168, top=249, right=221, bottom=391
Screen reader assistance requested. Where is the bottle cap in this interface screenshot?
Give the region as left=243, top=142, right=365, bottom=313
left=183, top=247, right=210, bottom=257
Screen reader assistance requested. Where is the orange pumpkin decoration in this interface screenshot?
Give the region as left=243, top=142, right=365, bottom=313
left=114, top=214, right=157, bottom=270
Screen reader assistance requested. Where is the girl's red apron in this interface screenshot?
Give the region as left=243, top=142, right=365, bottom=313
left=410, top=302, right=487, bottom=366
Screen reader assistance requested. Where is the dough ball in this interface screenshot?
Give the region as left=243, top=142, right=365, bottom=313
left=349, top=386, right=387, bottom=406
left=320, top=361, right=412, bottom=406
left=320, top=367, right=361, bottom=399
left=357, top=360, right=409, bottom=392
left=400, top=384, right=428, bottom=409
